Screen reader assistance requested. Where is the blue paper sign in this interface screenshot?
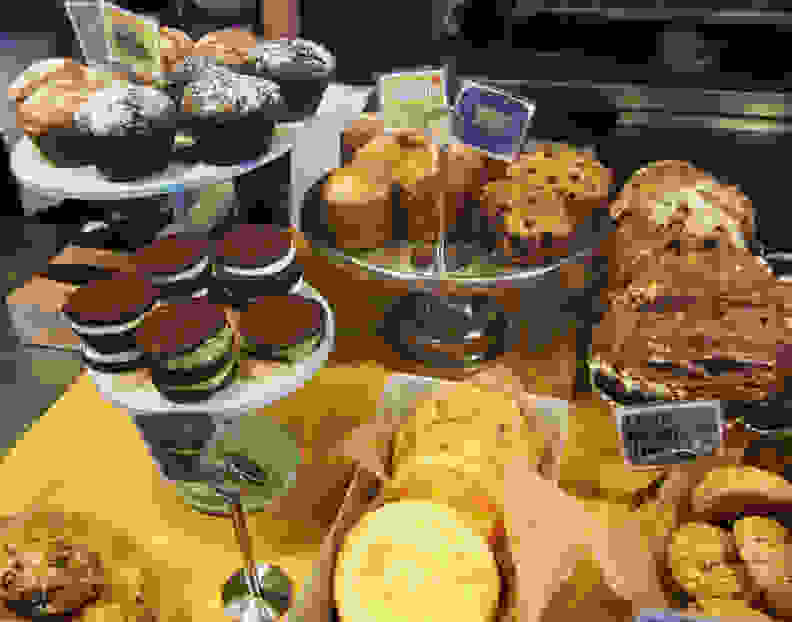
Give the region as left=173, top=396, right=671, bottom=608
left=636, top=609, right=720, bottom=622
left=451, top=81, right=536, bottom=161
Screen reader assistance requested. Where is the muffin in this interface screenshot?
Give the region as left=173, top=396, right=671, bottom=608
left=133, top=233, right=212, bottom=302
left=212, top=224, right=303, bottom=307
left=62, top=274, right=158, bottom=374
left=341, top=113, right=386, bottom=164
left=237, top=295, right=325, bottom=362
left=14, top=65, right=131, bottom=168
left=73, top=84, right=177, bottom=181
left=180, top=66, right=283, bottom=165
left=244, top=38, right=335, bottom=122
left=392, top=142, right=441, bottom=243
left=480, top=180, right=578, bottom=263
left=135, top=300, right=236, bottom=403
left=7, top=58, right=86, bottom=104
left=321, top=166, right=394, bottom=250
left=606, top=160, right=756, bottom=294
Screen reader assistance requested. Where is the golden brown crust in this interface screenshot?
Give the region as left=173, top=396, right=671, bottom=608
left=8, top=59, right=86, bottom=104
left=194, top=28, right=257, bottom=65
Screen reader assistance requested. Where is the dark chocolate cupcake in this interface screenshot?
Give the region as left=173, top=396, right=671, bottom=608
left=237, top=295, right=325, bottom=362
left=133, top=233, right=212, bottom=302
left=245, top=38, right=335, bottom=122
left=180, top=66, right=283, bottom=165
left=211, top=224, right=303, bottom=307
left=62, top=273, right=158, bottom=373
left=135, top=300, right=237, bottom=404
left=73, top=84, right=178, bottom=181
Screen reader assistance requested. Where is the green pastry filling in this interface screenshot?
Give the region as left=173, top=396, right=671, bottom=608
left=239, top=333, right=321, bottom=363
left=165, top=324, right=233, bottom=370
left=161, top=353, right=237, bottom=392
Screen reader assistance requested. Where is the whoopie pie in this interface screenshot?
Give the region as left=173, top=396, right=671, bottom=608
left=134, top=233, right=212, bottom=302
left=237, top=295, right=325, bottom=362
left=135, top=300, right=237, bottom=403
left=61, top=273, right=158, bottom=373
left=211, top=224, right=304, bottom=308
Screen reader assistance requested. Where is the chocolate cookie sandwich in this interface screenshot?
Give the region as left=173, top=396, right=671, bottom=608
left=133, top=233, right=212, bottom=302
left=62, top=274, right=158, bottom=373
left=606, top=160, right=756, bottom=294
left=135, top=300, right=237, bottom=403
left=73, top=84, right=178, bottom=181
left=180, top=66, right=283, bottom=165
left=237, top=295, right=325, bottom=362
left=243, top=39, right=335, bottom=122
left=212, top=224, right=303, bottom=307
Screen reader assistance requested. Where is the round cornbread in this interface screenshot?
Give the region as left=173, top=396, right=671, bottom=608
left=334, top=500, right=500, bottom=622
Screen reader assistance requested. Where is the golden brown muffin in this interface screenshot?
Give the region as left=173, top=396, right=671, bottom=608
left=322, top=166, right=393, bottom=249
left=193, top=28, right=257, bottom=66
left=480, top=180, right=578, bottom=263
left=342, top=113, right=385, bottom=160
left=17, top=81, right=93, bottom=136
left=394, top=143, right=443, bottom=243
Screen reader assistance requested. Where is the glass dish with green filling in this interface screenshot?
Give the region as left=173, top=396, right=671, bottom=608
left=172, top=413, right=302, bottom=514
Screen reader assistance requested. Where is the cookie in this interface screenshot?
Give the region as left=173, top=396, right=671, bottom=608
left=668, top=522, right=745, bottom=601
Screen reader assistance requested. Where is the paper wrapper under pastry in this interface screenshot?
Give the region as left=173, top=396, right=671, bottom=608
left=321, top=167, right=394, bottom=249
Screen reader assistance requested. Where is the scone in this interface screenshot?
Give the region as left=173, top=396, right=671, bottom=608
left=606, top=160, right=756, bottom=293
left=667, top=522, right=745, bottom=601
left=322, top=166, right=393, bottom=249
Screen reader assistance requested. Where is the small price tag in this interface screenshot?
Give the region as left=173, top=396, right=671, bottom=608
left=450, top=80, right=536, bottom=161
left=636, top=610, right=720, bottom=622
left=101, top=1, right=161, bottom=77
left=616, top=401, right=724, bottom=468
left=377, top=68, right=449, bottom=134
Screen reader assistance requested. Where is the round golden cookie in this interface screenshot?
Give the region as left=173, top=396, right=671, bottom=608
left=384, top=455, right=500, bottom=542
left=391, top=383, right=545, bottom=506
left=668, top=522, right=744, bottom=601
left=335, top=500, right=500, bottom=622
left=696, top=599, right=774, bottom=621
left=735, top=517, right=789, bottom=558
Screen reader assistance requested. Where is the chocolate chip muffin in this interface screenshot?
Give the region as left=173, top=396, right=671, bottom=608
left=180, top=66, right=283, bottom=165
left=73, top=84, right=178, bottom=181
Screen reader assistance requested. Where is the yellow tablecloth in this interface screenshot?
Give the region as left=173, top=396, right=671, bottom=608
left=0, top=363, right=390, bottom=622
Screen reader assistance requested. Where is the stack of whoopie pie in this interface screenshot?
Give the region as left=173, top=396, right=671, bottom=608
left=211, top=224, right=304, bottom=308
left=133, top=233, right=212, bottom=302
left=135, top=300, right=237, bottom=403
left=62, top=273, right=158, bottom=373
left=237, top=295, right=325, bottom=362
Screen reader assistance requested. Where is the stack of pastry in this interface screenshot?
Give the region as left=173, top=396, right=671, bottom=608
left=590, top=160, right=787, bottom=404
left=480, top=142, right=612, bottom=264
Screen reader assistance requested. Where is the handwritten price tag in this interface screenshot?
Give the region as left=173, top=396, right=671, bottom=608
left=377, top=68, right=449, bottom=134
left=616, top=401, right=725, bottom=469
